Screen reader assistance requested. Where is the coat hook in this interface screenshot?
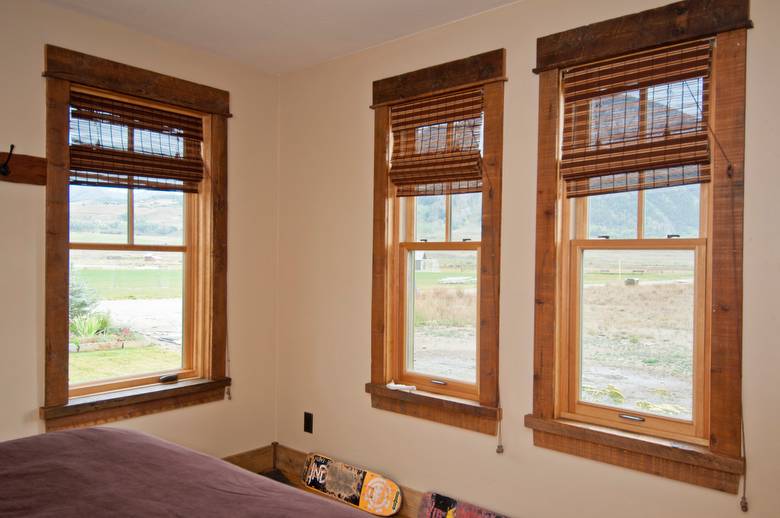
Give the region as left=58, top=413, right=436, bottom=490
left=0, top=144, right=14, bottom=177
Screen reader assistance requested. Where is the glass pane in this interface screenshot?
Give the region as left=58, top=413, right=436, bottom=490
left=587, top=191, right=638, bottom=239
left=69, top=115, right=128, bottom=150
left=415, top=196, right=446, bottom=242
left=579, top=249, right=695, bottom=420
left=451, top=193, right=482, bottom=242
left=406, top=250, right=477, bottom=383
left=134, top=189, right=184, bottom=245
left=644, top=184, right=700, bottom=239
left=133, top=128, right=184, bottom=157
left=69, top=185, right=128, bottom=244
left=415, top=123, right=447, bottom=154
left=69, top=249, right=184, bottom=385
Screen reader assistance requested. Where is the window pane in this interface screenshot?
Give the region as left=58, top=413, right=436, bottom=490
left=134, top=189, right=184, bottom=245
left=406, top=250, right=477, bottom=383
left=415, top=123, right=447, bottom=154
left=644, top=184, right=700, bottom=239
left=451, top=193, right=482, bottom=242
left=69, top=185, right=128, bottom=244
left=69, top=249, right=184, bottom=385
left=415, top=196, right=446, bottom=242
left=587, top=191, right=638, bottom=239
left=579, top=249, right=695, bottom=420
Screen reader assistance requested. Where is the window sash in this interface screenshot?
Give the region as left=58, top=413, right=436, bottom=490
left=67, top=190, right=198, bottom=397
left=395, top=241, right=481, bottom=399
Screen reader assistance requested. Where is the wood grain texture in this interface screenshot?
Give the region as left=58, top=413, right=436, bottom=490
left=44, top=45, right=230, bottom=115
left=531, top=70, right=561, bottom=419
left=533, top=429, right=740, bottom=493
left=44, top=78, right=71, bottom=408
left=366, top=383, right=500, bottom=435
left=370, top=107, right=390, bottom=384
left=44, top=383, right=227, bottom=432
left=223, top=445, right=275, bottom=474
left=0, top=152, right=46, bottom=186
left=273, top=443, right=424, bottom=518
left=478, top=81, right=504, bottom=408
left=206, top=114, right=229, bottom=380
left=41, top=378, right=230, bottom=420
left=708, top=29, right=747, bottom=458
left=535, top=0, right=752, bottom=73
left=372, top=49, right=505, bottom=106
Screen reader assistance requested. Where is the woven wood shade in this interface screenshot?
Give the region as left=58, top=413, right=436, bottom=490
left=561, top=39, right=713, bottom=198
left=69, top=91, right=204, bottom=192
left=390, top=88, right=483, bottom=197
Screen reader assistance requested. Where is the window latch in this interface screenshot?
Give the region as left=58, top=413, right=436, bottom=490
left=667, top=234, right=680, bottom=239
left=597, top=235, right=610, bottom=240
left=462, top=238, right=472, bottom=242
left=159, top=374, right=179, bottom=384
left=420, top=238, right=428, bottom=242
left=618, top=413, right=645, bottom=422
left=430, top=379, right=447, bottom=386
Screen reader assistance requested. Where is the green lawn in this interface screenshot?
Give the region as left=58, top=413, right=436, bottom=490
left=69, top=345, right=182, bottom=385
left=414, top=271, right=478, bottom=290
left=73, top=268, right=182, bottom=299
left=583, top=272, right=692, bottom=285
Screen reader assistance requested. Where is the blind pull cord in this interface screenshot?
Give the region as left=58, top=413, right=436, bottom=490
left=684, top=81, right=734, bottom=176
left=0, top=144, right=14, bottom=177
left=225, top=328, right=232, bottom=401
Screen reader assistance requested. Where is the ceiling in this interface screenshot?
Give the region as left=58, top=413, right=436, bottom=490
left=44, top=0, right=518, bottom=74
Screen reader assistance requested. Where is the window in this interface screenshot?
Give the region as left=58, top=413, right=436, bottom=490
left=527, top=0, right=750, bottom=493
left=367, top=49, right=505, bottom=434
left=42, top=45, right=230, bottom=430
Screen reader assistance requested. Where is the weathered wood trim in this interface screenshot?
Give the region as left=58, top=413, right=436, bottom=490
left=531, top=69, right=561, bottom=419
left=44, top=78, right=71, bottom=408
left=365, top=383, right=500, bottom=435
left=205, top=114, right=229, bottom=380
left=43, top=379, right=229, bottom=431
left=478, top=81, right=504, bottom=408
left=708, top=29, right=747, bottom=458
left=372, top=49, right=506, bottom=106
left=534, top=0, right=752, bottom=73
left=525, top=416, right=744, bottom=475
left=223, top=444, right=275, bottom=474
left=44, top=45, right=230, bottom=116
left=370, top=107, right=391, bottom=385
left=0, top=152, right=46, bottom=186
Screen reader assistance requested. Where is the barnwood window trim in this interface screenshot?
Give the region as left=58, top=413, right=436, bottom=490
left=41, top=45, right=230, bottom=431
left=525, top=0, right=750, bottom=493
left=366, top=49, right=505, bottom=435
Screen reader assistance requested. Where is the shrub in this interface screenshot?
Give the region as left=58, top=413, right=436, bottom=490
left=69, top=313, right=111, bottom=338
left=69, top=278, right=98, bottom=320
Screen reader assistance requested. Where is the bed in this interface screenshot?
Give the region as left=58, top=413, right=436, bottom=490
left=0, top=427, right=367, bottom=517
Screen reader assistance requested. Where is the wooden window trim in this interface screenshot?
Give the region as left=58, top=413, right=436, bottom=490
left=527, top=10, right=748, bottom=493
left=41, top=46, right=230, bottom=430
left=369, top=50, right=505, bottom=434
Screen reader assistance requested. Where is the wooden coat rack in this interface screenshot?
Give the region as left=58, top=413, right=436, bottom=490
left=0, top=145, right=47, bottom=186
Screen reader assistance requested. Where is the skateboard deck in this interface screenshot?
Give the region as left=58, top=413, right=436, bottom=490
left=302, top=453, right=402, bottom=516
left=419, top=492, right=507, bottom=518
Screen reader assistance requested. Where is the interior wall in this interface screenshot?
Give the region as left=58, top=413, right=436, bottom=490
left=0, top=0, right=279, bottom=457
left=276, top=1, right=780, bottom=516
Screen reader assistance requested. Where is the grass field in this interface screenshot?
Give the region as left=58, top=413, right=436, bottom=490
left=69, top=345, right=182, bottom=385
left=72, top=268, right=182, bottom=300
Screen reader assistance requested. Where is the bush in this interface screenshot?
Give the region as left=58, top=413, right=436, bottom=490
left=70, top=313, right=111, bottom=338
left=69, top=279, right=98, bottom=320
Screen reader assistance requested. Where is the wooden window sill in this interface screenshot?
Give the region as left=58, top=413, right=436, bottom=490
left=365, top=382, right=500, bottom=435
left=524, top=414, right=744, bottom=493
left=40, top=378, right=231, bottom=431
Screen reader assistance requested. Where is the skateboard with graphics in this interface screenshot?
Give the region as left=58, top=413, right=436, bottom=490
left=302, top=453, right=402, bottom=516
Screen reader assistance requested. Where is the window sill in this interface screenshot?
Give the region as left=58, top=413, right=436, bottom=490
left=40, top=378, right=231, bottom=431
left=524, top=414, right=744, bottom=493
left=365, top=382, right=500, bottom=435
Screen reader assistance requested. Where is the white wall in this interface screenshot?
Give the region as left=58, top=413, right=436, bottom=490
left=276, top=1, right=780, bottom=517
left=0, top=0, right=279, bottom=457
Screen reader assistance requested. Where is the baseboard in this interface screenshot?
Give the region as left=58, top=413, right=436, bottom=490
left=224, top=442, right=424, bottom=518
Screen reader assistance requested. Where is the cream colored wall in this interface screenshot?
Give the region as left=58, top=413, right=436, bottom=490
left=0, top=0, right=279, bottom=457
left=276, top=0, right=780, bottom=516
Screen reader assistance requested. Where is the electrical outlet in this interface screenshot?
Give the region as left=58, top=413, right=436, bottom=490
left=304, top=412, right=313, bottom=433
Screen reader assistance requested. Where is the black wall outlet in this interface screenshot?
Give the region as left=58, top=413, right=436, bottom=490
left=304, top=412, right=313, bottom=433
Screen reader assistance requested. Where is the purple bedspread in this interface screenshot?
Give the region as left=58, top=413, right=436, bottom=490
left=0, top=427, right=367, bottom=517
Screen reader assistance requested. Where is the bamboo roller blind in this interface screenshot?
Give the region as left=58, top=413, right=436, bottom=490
left=561, top=39, right=713, bottom=197
left=69, top=91, right=204, bottom=193
left=389, top=88, right=483, bottom=197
